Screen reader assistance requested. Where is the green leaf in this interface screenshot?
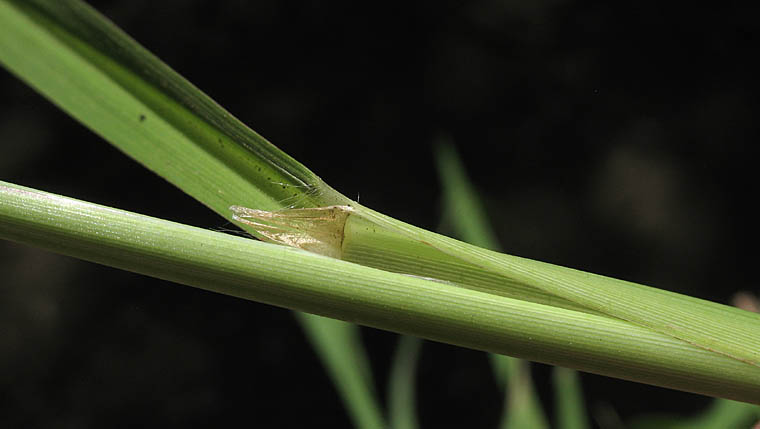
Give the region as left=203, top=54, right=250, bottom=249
left=500, top=359, right=548, bottom=429
left=0, top=0, right=347, bottom=217
left=628, top=399, right=760, bottom=429
left=297, top=313, right=386, bottom=429
left=434, top=140, right=548, bottom=429
left=435, top=138, right=501, bottom=252
left=0, top=1, right=378, bottom=426
left=388, top=335, right=422, bottom=429
left=553, top=367, right=590, bottom=429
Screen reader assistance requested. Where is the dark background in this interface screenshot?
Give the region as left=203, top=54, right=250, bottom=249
left=1, top=0, right=758, bottom=427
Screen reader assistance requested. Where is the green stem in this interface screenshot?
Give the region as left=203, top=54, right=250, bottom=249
left=352, top=205, right=760, bottom=368
left=2, top=180, right=759, bottom=404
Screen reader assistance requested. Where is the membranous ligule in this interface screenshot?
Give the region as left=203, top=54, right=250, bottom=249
left=230, top=205, right=354, bottom=259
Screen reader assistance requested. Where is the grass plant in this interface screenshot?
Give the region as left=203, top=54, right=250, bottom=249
left=1, top=0, right=759, bottom=425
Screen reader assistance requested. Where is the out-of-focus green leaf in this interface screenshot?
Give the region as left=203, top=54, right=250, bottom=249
left=628, top=399, right=760, bottom=429
left=553, top=367, right=590, bottom=429
left=388, top=335, right=422, bottom=429
left=434, top=140, right=549, bottom=429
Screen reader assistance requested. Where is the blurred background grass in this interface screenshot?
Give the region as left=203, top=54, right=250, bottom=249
left=1, top=1, right=757, bottom=427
